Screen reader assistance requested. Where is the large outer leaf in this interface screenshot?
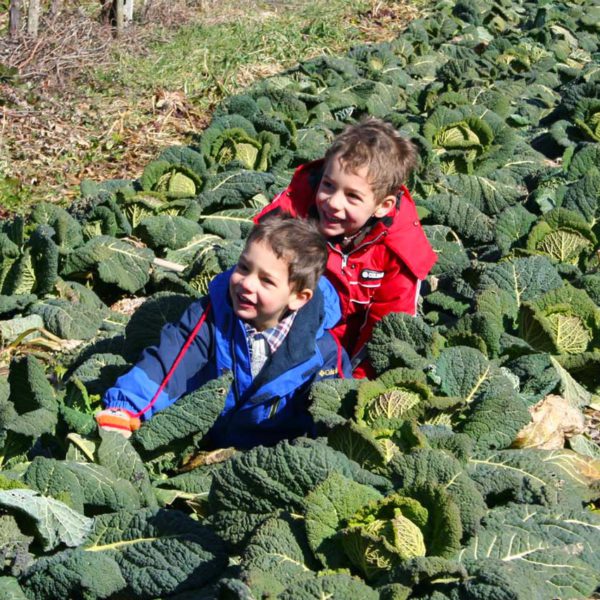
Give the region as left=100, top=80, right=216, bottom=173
left=199, top=208, right=255, bottom=239
left=368, top=312, right=441, bottom=374
left=278, top=572, right=379, bottom=600
left=434, top=346, right=516, bottom=404
left=562, top=168, right=600, bottom=224
left=96, top=430, right=158, bottom=508
left=458, top=504, right=600, bottom=600
left=196, top=170, right=275, bottom=212
left=442, top=174, right=523, bottom=216
left=21, top=551, right=125, bottom=600
left=62, top=236, right=154, bottom=294
left=133, top=375, right=231, bottom=452
left=122, top=292, right=194, bottom=361
left=389, top=449, right=486, bottom=538
left=83, top=508, right=226, bottom=598
left=467, top=449, right=593, bottom=509
left=477, top=255, right=564, bottom=306
left=494, top=204, right=537, bottom=255
left=27, top=298, right=104, bottom=340
left=29, top=224, right=59, bottom=296
left=208, top=439, right=391, bottom=548
left=22, top=508, right=226, bottom=599
left=308, top=378, right=361, bottom=429
left=30, top=202, right=83, bottom=251
left=136, top=215, right=203, bottom=250
left=423, top=194, right=494, bottom=243
left=458, top=391, right=531, bottom=451
left=241, top=513, right=319, bottom=596
left=5, top=355, right=57, bottom=438
left=0, top=490, right=92, bottom=551
left=327, top=422, right=388, bottom=471
left=23, top=457, right=142, bottom=515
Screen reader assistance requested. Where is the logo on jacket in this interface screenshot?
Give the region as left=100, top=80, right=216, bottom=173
left=360, top=269, right=385, bottom=280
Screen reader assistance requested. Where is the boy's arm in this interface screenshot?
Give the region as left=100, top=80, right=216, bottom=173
left=99, top=298, right=213, bottom=424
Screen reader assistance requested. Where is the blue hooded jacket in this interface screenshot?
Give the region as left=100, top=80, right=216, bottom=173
left=102, top=269, right=351, bottom=448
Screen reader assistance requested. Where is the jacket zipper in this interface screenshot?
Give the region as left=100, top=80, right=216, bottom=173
left=329, top=231, right=387, bottom=269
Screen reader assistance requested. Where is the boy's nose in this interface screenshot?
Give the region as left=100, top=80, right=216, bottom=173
left=325, top=190, right=343, bottom=211
left=239, top=274, right=257, bottom=292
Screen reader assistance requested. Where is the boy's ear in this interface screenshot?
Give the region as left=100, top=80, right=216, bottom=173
left=373, top=194, right=396, bottom=218
left=289, top=288, right=313, bottom=311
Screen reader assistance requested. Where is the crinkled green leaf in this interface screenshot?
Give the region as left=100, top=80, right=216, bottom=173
left=21, top=550, right=125, bottom=600
left=133, top=375, right=230, bottom=452
left=208, top=439, right=391, bottom=548
left=242, top=512, right=318, bottom=594
left=5, top=355, right=57, bottom=437
left=390, top=449, right=486, bottom=537
left=478, top=255, right=564, bottom=306
left=83, top=508, right=226, bottom=597
left=136, top=215, right=203, bottom=251
left=27, top=298, right=104, bottom=340
left=308, top=378, right=361, bottom=430
left=278, top=572, right=378, bottom=600
left=23, top=457, right=143, bottom=515
left=467, top=449, right=593, bottom=509
left=62, top=236, right=154, bottom=294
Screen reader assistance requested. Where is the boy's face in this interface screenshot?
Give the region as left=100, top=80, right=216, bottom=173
left=229, top=240, right=312, bottom=331
left=315, top=154, right=395, bottom=238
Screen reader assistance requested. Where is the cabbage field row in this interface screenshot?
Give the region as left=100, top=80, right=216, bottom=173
left=1, top=0, right=600, bottom=597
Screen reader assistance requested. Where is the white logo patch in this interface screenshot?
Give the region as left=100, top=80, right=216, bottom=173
left=361, top=269, right=385, bottom=280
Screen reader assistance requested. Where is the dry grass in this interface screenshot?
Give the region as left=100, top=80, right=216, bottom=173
left=0, top=0, right=421, bottom=210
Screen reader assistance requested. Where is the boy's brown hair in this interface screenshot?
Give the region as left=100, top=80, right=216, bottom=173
left=245, top=214, right=327, bottom=292
left=324, top=116, right=418, bottom=202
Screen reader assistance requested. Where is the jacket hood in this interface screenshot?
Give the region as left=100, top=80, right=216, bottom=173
left=381, top=186, right=438, bottom=280
left=208, top=268, right=341, bottom=337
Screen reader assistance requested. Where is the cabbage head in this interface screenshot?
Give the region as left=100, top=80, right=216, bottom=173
left=140, top=161, right=203, bottom=198
left=339, top=484, right=462, bottom=581
left=519, top=283, right=600, bottom=354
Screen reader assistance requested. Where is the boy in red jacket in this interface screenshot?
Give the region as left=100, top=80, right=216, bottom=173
left=256, top=117, right=437, bottom=378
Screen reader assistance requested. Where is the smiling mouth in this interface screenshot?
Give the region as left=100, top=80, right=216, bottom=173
left=321, top=213, right=343, bottom=225
left=236, top=293, right=255, bottom=309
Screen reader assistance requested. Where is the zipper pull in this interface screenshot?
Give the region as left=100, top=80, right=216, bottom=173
left=341, top=253, right=348, bottom=268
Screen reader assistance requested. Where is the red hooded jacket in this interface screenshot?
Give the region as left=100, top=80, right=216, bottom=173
left=255, top=159, right=437, bottom=377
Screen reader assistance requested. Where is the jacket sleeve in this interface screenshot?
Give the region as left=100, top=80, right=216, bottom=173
left=102, top=298, right=214, bottom=420
left=351, top=259, right=419, bottom=365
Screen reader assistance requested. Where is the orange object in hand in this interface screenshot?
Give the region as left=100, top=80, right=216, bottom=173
left=95, top=408, right=141, bottom=438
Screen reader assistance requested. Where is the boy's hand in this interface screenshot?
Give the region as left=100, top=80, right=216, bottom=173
left=95, top=408, right=141, bottom=439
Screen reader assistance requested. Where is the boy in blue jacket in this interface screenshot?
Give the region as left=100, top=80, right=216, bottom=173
left=95, top=215, right=351, bottom=448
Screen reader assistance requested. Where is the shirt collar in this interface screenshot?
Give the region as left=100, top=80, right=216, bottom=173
left=244, top=311, right=298, bottom=355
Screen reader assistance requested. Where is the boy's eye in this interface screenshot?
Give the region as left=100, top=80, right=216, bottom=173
left=236, top=262, right=248, bottom=273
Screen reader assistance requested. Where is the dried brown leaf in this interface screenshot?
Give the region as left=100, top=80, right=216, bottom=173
left=513, top=394, right=586, bottom=450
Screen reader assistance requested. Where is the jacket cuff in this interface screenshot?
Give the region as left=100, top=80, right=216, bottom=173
left=102, top=390, right=146, bottom=420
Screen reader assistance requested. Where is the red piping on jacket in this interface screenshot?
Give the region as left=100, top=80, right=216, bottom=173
left=132, top=302, right=211, bottom=418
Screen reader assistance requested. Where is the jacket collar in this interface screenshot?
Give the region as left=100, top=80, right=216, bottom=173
left=209, top=269, right=335, bottom=390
